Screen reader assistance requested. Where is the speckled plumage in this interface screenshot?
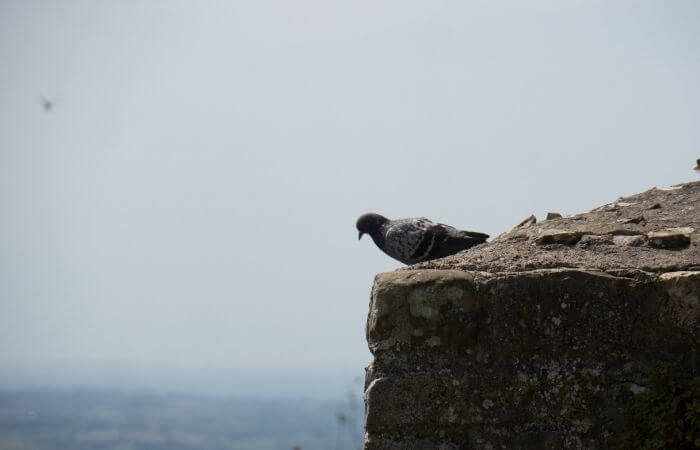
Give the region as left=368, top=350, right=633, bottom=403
left=356, top=213, right=488, bottom=265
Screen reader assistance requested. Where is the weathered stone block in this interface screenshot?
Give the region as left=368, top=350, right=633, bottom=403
left=658, top=271, right=700, bottom=341
left=647, top=227, right=693, bottom=249
left=367, top=270, right=479, bottom=353
left=534, top=229, right=583, bottom=245
left=363, top=182, right=700, bottom=450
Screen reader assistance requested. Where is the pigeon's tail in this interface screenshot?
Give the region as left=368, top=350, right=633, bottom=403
left=460, top=230, right=489, bottom=241
left=430, top=231, right=488, bottom=261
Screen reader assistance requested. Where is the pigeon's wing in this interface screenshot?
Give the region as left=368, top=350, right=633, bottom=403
left=384, top=218, right=488, bottom=264
left=384, top=218, right=434, bottom=263
left=432, top=221, right=489, bottom=240
left=423, top=223, right=488, bottom=260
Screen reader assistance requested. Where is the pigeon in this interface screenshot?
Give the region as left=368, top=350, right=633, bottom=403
left=356, top=213, right=489, bottom=265
left=694, top=158, right=700, bottom=172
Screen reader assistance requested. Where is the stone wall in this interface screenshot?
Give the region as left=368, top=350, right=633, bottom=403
left=363, top=182, right=699, bottom=449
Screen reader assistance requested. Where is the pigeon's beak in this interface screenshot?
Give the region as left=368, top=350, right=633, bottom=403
left=358, top=231, right=364, bottom=240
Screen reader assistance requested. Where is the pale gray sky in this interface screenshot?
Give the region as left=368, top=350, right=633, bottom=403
left=1, top=0, right=698, bottom=372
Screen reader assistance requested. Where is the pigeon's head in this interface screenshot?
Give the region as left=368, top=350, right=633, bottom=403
left=356, top=213, right=388, bottom=240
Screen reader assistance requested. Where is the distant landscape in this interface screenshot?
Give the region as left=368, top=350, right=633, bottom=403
left=0, top=389, right=362, bottom=450
left=0, top=365, right=364, bottom=450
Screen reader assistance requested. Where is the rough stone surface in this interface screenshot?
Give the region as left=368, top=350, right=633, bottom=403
left=515, top=215, right=537, bottom=228
left=534, top=229, right=584, bottom=245
left=411, top=182, right=700, bottom=275
left=364, top=181, right=700, bottom=449
left=658, top=271, right=700, bottom=342
left=647, top=227, right=693, bottom=249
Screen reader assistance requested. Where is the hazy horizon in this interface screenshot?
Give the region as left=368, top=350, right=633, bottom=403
left=0, top=362, right=362, bottom=400
left=1, top=0, right=699, bottom=377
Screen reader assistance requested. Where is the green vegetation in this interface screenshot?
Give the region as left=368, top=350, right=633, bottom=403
left=623, top=363, right=700, bottom=450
